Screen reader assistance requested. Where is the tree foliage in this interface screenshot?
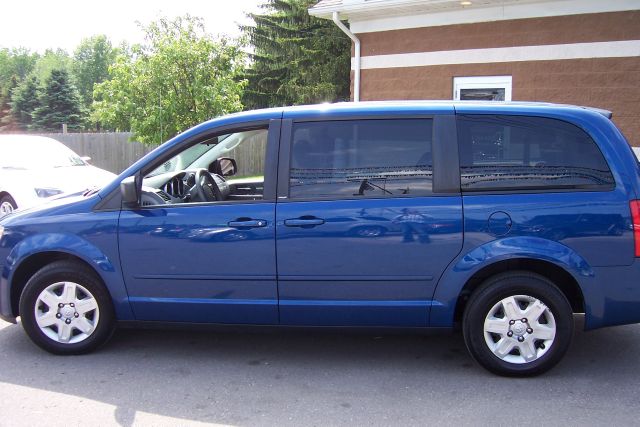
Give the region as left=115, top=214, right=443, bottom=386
left=10, top=75, right=40, bottom=129
left=93, top=15, right=246, bottom=145
left=242, top=0, right=351, bottom=109
left=32, top=69, right=84, bottom=131
left=73, top=35, right=118, bottom=108
left=0, top=48, right=38, bottom=131
left=31, top=49, right=72, bottom=84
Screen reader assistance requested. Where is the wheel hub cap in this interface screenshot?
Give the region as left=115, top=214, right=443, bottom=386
left=34, top=281, right=100, bottom=344
left=60, top=306, right=76, bottom=319
left=483, top=295, right=556, bottom=364
left=511, top=321, right=527, bottom=336
left=0, top=202, right=14, bottom=215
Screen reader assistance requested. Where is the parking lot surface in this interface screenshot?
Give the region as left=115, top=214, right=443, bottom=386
left=0, top=317, right=639, bottom=426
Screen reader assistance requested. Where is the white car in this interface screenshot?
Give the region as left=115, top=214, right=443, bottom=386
left=0, top=135, right=116, bottom=216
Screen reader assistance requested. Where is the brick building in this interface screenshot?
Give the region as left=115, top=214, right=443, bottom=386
left=309, top=0, right=640, bottom=145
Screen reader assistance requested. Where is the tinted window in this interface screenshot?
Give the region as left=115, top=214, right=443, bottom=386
left=289, top=119, right=433, bottom=199
left=457, top=115, right=614, bottom=191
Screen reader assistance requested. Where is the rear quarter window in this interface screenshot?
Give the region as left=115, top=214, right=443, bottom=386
left=457, top=115, right=614, bottom=192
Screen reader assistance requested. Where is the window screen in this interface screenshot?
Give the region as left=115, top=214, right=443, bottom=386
left=289, top=119, right=433, bottom=199
left=457, top=115, right=614, bottom=191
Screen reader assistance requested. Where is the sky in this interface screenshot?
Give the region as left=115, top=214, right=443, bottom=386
left=0, top=0, right=264, bottom=53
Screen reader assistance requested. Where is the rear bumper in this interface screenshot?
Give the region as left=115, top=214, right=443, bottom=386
left=586, top=260, right=640, bottom=330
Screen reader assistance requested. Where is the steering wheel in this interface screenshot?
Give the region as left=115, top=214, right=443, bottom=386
left=194, top=169, right=222, bottom=202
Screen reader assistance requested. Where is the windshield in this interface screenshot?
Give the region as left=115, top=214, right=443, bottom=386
left=0, top=139, right=86, bottom=169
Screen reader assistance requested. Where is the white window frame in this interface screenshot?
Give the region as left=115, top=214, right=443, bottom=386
left=453, top=76, right=513, bottom=101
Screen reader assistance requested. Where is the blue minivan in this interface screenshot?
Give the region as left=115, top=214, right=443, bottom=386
left=1, top=101, right=639, bottom=376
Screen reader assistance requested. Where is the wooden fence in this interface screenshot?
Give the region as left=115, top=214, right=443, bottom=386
left=32, top=131, right=266, bottom=177
left=34, top=132, right=156, bottom=174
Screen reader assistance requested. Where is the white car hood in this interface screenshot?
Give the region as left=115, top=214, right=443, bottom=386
left=15, top=165, right=116, bottom=194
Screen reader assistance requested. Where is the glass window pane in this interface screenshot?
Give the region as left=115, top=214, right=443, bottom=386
left=460, top=88, right=505, bottom=101
left=457, top=115, right=614, bottom=191
left=142, top=128, right=268, bottom=205
left=290, top=119, right=433, bottom=199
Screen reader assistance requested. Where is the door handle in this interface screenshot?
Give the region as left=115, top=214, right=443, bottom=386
left=284, top=217, right=325, bottom=227
left=227, top=218, right=268, bottom=228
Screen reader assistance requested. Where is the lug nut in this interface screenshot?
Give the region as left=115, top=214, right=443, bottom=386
left=521, top=318, right=528, bottom=323
left=526, top=328, right=533, bottom=334
left=58, top=303, right=64, bottom=308
left=56, top=313, right=62, bottom=319
left=517, top=336, right=525, bottom=342
left=509, top=320, right=515, bottom=325
left=65, top=318, right=71, bottom=324
left=507, top=331, right=513, bottom=337
left=69, top=303, right=75, bottom=307
left=74, top=313, right=79, bottom=318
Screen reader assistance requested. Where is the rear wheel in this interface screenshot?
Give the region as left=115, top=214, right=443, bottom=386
left=0, top=194, right=17, bottom=216
left=19, top=260, right=115, bottom=354
left=462, top=272, right=573, bottom=376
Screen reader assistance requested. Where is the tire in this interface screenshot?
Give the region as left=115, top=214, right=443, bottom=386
left=0, top=194, right=17, bottom=217
left=19, top=260, right=115, bottom=355
left=462, top=272, right=573, bottom=377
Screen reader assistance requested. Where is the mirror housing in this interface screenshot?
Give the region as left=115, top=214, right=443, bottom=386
left=81, top=156, right=92, bottom=164
left=120, top=176, right=139, bottom=207
left=212, top=157, right=238, bottom=177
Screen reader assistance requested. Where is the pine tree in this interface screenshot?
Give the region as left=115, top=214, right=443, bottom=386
left=32, top=69, right=84, bottom=131
left=10, top=75, right=40, bottom=129
left=242, top=0, right=351, bottom=109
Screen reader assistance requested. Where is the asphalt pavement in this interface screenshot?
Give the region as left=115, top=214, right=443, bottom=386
left=0, top=317, right=639, bottom=426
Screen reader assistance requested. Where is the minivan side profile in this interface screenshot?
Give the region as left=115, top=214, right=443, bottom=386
left=1, top=101, right=639, bottom=376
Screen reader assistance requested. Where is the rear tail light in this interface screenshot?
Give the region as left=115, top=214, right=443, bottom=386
left=630, top=200, right=640, bottom=257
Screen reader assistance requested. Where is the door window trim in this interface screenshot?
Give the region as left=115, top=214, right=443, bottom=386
left=95, top=119, right=281, bottom=211
left=276, top=115, right=460, bottom=202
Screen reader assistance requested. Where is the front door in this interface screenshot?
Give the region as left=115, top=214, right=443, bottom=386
left=276, top=117, right=463, bottom=326
left=118, top=121, right=280, bottom=324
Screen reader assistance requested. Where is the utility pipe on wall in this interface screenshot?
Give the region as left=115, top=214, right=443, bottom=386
left=332, top=11, right=360, bottom=102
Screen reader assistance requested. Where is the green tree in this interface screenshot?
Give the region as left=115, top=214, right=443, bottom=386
left=10, top=75, right=40, bottom=129
left=73, top=35, right=118, bottom=109
left=32, top=69, right=84, bottom=131
left=242, top=0, right=351, bottom=109
left=0, top=48, right=38, bottom=130
left=92, top=15, right=246, bottom=145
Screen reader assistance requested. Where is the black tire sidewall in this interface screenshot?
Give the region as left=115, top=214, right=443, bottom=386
left=463, top=273, right=573, bottom=377
left=19, top=261, right=115, bottom=355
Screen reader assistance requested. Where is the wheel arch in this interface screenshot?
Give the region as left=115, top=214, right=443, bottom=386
left=452, top=258, right=585, bottom=325
left=430, top=236, right=594, bottom=328
left=3, top=231, right=133, bottom=321
left=10, top=251, right=102, bottom=317
left=0, top=191, right=16, bottom=204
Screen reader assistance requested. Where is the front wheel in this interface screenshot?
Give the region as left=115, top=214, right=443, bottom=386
left=462, top=272, right=573, bottom=376
left=19, top=260, right=115, bottom=354
left=0, top=194, right=17, bottom=217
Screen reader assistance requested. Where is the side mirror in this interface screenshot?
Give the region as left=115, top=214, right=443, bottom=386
left=81, top=156, right=92, bottom=164
left=217, top=157, right=238, bottom=177
left=120, top=176, right=139, bottom=207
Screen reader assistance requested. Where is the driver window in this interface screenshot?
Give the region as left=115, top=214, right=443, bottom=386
left=140, top=128, right=268, bottom=206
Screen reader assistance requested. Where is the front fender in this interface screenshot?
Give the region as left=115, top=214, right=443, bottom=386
left=4, top=232, right=133, bottom=320
left=429, top=237, right=596, bottom=327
